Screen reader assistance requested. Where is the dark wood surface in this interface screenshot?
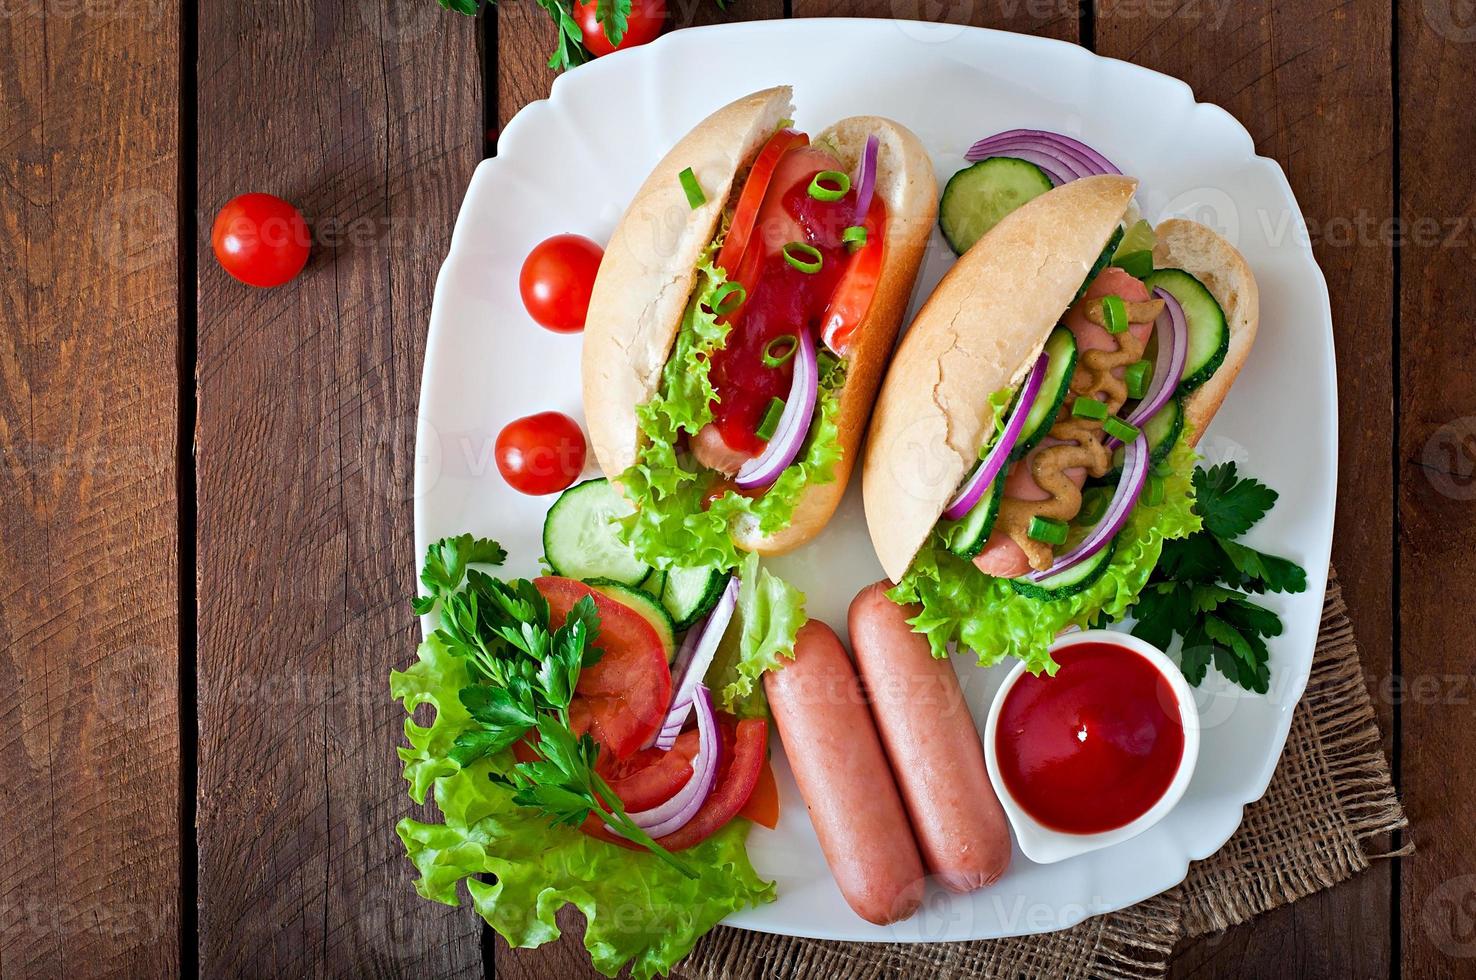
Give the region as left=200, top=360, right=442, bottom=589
left=2, top=0, right=1467, bottom=976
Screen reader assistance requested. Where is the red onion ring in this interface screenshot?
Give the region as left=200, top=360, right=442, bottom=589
left=853, top=134, right=879, bottom=222
left=735, top=326, right=818, bottom=489
left=653, top=576, right=739, bottom=750
left=1108, top=286, right=1188, bottom=450
left=942, top=350, right=1052, bottom=521
left=967, top=129, right=1121, bottom=177
left=1026, top=433, right=1149, bottom=582
left=620, top=685, right=721, bottom=837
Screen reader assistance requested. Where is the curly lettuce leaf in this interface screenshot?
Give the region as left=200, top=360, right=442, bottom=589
left=616, top=259, right=847, bottom=573
left=391, top=633, right=774, bottom=980
left=890, top=432, right=1202, bottom=674
left=707, top=551, right=806, bottom=716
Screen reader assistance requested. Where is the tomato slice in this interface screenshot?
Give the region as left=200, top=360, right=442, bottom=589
left=737, top=757, right=780, bottom=829
left=818, top=194, right=887, bottom=354
left=534, top=577, right=672, bottom=760
left=601, top=728, right=700, bottom=812
left=714, top=129, right=809, bottom=276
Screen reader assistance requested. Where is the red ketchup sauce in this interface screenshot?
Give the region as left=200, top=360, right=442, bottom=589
left=994, top=641, right=1185, bottom=835
left=706, top=159, right=866, bottom=455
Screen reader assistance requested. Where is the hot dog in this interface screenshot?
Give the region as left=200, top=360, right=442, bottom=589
left=848, top=582, right=1011, bottom=892
left=583, top=87, right=937, bottom=565
left=763, top=620, right=926, bottom=925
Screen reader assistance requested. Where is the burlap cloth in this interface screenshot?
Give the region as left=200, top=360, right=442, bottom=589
left=680, top=572, right=1409, bottom=979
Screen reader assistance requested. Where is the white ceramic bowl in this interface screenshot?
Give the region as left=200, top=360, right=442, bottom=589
left=982, top=630, right=1202, bottom=865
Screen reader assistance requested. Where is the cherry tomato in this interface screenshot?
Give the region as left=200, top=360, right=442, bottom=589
left=574, top=0, right=666, bottom=57
left=520, top=234, right=604, bottom=333
left=535, top=577, right=672, bottom=760
left=210, top=193, right=311, bottom=288
left=495, top=412, right=587, bottom=495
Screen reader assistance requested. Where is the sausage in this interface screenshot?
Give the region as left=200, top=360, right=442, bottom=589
left=690, top=422, right=750, bottom=476
left=849, top=582, right=1012, bottom=893
left=764, top=620, right=926, bottom=925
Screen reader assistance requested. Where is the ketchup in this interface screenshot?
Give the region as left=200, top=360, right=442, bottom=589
left=706, top=161, right=861, bottom=455
left=995, top=641, right=1185, bottom=835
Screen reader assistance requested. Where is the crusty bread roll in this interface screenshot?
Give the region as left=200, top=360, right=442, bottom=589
left=863, top=175, right=1138, bottom=583
left=582, top=88, right=937, bottom=556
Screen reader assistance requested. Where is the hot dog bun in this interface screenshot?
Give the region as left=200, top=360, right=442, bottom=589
left=581, top=89, right=937, bottom=555
left=1153, top=218, right=1259, bottom=446
left=862, top=175, right=1138, bottom=583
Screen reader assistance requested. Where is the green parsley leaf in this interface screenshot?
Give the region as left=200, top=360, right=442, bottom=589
left=1218, top=539, right=1309, bottom=594
left=1193, top=463, right=1278, bottom=539
left=595, top=0, right=631, bottom=48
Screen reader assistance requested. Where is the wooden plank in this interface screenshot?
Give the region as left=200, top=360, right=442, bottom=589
left=1094, top=0, right=1396, bottom=976
left=194, top=1, right=484, bottom=975
left=0, top=1, right=181, bottom=976
left=1397, top=1, right=1476, bottom=975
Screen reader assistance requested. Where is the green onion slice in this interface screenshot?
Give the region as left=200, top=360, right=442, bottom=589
left=1027, top=516, right=1070, bottom=546
left=678, top=167, right=705, bottom=209
left=1078, top=488, right=1111, bottom=527
left=782, top=242, right=823, bottom=274
left=842, top=225, right=868, bottom=251
left=756, top=397, right=786, bottom=441
left=1143, top=474, right=1166, bottom=507
left=1071, top=397, right=1108, bottom=421
left=762, top=334, right=799, bottom=368
left=1102, top=294, right=1128, bottom=334
left=708, top=281, right=746, bottom=317
left=1113, top=249, right=1154, bottom=279
left=1102, top=416, right=1141, bottom=443
left=808, top=170, right=851, bottom=202
left=1124, top=359, right=1152, bottom=400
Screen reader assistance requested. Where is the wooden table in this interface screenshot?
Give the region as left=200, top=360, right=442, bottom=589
left=3, top=0, right=1469, bottom=975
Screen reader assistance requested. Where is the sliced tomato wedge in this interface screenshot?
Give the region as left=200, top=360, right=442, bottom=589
left=818, top=194, right=887, bottom=355
left=534, top=576, right=672, bottom=761
left=738, top=757, right=780, bottom=829
left=601, top=728, right=700, bottom=812
left=714, top=128, right=809, bottom=276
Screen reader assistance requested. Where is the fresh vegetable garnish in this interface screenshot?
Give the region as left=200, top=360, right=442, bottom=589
left=707, top=281, right=746, bottom=317
left=1071, top=396, right=1108, bottom=421
left=210, top=192, right=311, bottom=288
left=679, top=167, right=706, bottom=209
left=755, top=397, right=785, bottom=441
left=965, top=129, right=1122, bottom=185
left=852, top=134, right=879, bottom=220
left=808, top=170, right=851, bottom=201
left=1027, top=516, right=1069, bottom=545
left=1143, top=474, right=1166, bottom=506
left=1114, top=218, right=1156, bottom=258
left=818, top=194, right=886, bottom=353
left=1114, top=250, right=1154, bottom=279
left=762, top=334, right=798, bottom=367
left=943, top=353, right=1049, bottom=521
left=1108, top=286, right=1188, bottom=449
left=1028, top=432, right=1149, bottom=583
left=574, top=0, right=666, bottom=58
left=520, top=233, right=604, bottom=333
left=714, top=129, right=809, bottom=276
left=1102, top=416, right=1140, bottom=443
left=1123, top=464, right=1307, bottom=692
left=842, top=225, right=868, bottom=250
left=1125, top=359, right=1152, bottom=400
left=781, top=241, right=823, bottom=274
left=655, top=577, right=740, bottom=748
left=626, top=684, right=722, bottom=836
left=496, top=411, right=588, bottom=495
left=1101, top=294, right=1128, bottom=334
left=736, top=325, right=818, bottom=489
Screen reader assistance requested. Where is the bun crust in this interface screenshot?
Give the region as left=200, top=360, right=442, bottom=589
left=1152, top=219, right=1260, bottom=445
left=862, top=175, right=1138, bottom=583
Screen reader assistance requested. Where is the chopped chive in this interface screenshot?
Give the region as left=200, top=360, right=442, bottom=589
left=1078, top=489, right=1110, bottom=527
left=709, top=281, right=746, bottom=317
left=842, top=225, right=868, bottom=251
left=1124, top=359, right=1152, bottom=400
left=678, top=167, right=705, bottom=209
left=1027, top=516, right=1070, bottom=546
left=1101, top=294, right=1128, bottom=334
left=1112, top=249, right=1154, bottom=279
left=1072, top=397, right=1108, bottom=421
left=762, top=334, right=798, bottom=368
left=756, top=397, right=786, bottom=441
left=1143, top=474, right=1166, bottom=507
left=782, top=241, right=823, bottom=274
left=776, top=118, right=795, bottom=130
left=1103, top=416, right=1141, bottom=443
left=808, top=170, right=851, bottom=202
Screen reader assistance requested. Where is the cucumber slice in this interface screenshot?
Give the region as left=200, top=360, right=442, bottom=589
left=1009, top=537, right=1118, bottom=600
left=940, top=475, right=1006, bottom=559
left=1075, top=225, right=1126, bottom=301
left=1110, top=395, right=1184, bottom=474
left=661, top=565, right=730, bottom=631
left=1012, top=326, right=1078, bottom=459
left=542, top=478, right=650, bottom=587
left=1113, top=218, right=1155, bottom=259
left=638, top=567, right=668, bottom=600
left=1143, top=268, right=1228, bottom=393
left=588, top=578, right=677, bottom=662
left=939, top=157, right=1054, bottom=256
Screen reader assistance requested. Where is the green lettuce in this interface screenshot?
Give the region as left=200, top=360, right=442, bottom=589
left=890, top=433, right=1203, bottom=674
left=707, top=551, right=806, bottom=717
left=616, top=258, right=847, bottom=573
left=392, top=632, right=775, bottom=979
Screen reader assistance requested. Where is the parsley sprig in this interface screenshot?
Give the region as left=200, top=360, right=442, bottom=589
left=1124, top=464, right=1307, bottom=693
left=415, top=534, right=694, bottom=876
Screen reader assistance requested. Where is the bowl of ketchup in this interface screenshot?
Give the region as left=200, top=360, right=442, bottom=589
left=982, top=630, right=1200, bottom=864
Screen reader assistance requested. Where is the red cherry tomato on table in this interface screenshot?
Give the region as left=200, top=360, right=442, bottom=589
left=495, top=411, right=587, bottom=495
left=520, top=234, right=604, bottom=333
left=210, top=193, right=311, bottom=288
left=574, top=0, right=666, bottom=57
